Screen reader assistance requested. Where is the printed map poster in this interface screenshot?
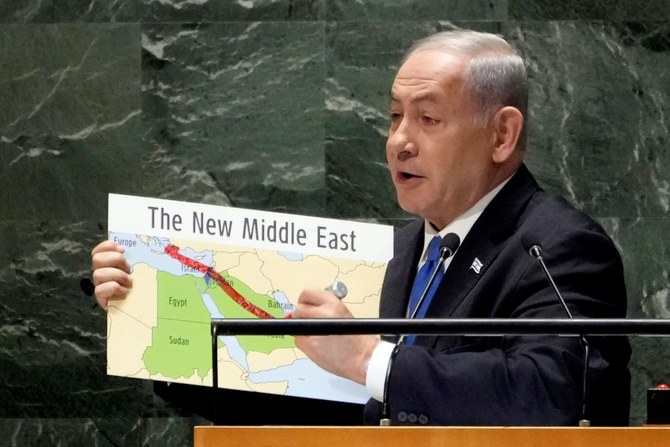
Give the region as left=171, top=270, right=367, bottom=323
left=106, top=193, right=393, bottom=404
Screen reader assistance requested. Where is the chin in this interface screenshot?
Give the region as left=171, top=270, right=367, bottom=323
left=397, top=199, right=425, bottom=218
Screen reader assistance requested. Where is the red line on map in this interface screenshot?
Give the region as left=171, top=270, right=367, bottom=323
left=164, top=244, right=275, bottom=319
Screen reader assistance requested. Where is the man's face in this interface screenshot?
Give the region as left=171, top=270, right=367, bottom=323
left=386, top=49, right=497, bottom=229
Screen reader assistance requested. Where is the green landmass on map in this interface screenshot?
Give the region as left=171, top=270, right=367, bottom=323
left=143, top=272, right=211, bottom=379
left=208, top=271, right=295, bottom=353
left=143, top=268, right=294, bottom=380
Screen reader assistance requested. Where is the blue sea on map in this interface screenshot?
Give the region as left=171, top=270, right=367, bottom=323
left=247, top=359, right=368, bottom=403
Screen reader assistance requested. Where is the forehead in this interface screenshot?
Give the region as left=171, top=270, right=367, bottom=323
left=390, top=49, right=468, bottom=102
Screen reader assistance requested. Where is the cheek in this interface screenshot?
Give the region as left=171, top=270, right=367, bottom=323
left=425, top=140, right=457, bottom=172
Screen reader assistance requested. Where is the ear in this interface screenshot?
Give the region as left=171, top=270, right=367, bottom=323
left=490, top=106, right=524, bottom=164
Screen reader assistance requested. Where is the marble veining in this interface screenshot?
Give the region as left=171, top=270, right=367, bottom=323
left=1, top=1, right=669, bottom=443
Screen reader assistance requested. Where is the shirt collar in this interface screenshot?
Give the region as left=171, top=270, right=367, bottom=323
left=419, top=172, right=515, bottom=264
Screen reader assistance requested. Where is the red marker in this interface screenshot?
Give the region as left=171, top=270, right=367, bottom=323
left=164, top=244, right=274, bottom=319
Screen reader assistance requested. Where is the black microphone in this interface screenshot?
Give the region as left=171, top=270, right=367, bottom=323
left=528, top=243, right=591, bottom=427
left=407, top=233, right=462, bottom=320
left=379, top=232, right=461, bottom=426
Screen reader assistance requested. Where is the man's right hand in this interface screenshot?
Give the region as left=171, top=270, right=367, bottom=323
left=91, top=240, right=133, bottom=309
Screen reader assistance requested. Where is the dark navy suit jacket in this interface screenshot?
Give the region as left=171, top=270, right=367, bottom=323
left=364, top=164, right=631, bottom=426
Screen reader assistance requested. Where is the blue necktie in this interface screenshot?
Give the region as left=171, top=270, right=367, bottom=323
left=405, top=236, right=445, bottom=345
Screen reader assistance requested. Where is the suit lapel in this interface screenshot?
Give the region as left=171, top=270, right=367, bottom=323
left=424, top=164, right=541, bottom=320
left=380, top=219, right=424, bottom=320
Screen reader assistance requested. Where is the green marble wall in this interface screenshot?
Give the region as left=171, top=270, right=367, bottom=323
left=1, top=0, right=669, bottom=444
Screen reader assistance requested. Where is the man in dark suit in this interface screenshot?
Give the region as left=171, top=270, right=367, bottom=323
left=92, top=30, right=630, bottom=426
left=293, top=30, right=631, bottom=426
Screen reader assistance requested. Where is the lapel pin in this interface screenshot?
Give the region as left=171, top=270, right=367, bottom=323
left=470, top=257, right=483, bottom=274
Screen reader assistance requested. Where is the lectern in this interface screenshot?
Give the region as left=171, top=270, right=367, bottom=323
left=202, top=318, right=670, bottom=446
left=194, top=426, right=670, bottom=447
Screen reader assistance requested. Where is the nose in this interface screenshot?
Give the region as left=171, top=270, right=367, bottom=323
left=386, top=119, right=417, bottom=162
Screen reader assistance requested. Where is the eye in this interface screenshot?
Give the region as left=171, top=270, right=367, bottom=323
left=389, top=112, right=403, bottom=129
left=422, top=116, right=439, bottom=125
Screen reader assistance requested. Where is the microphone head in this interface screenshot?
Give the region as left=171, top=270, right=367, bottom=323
left=440, top=232, right=461, bottom=258
left=528, top=244, right=542, bottom=259
left=520, top=233, right=542, bottom=259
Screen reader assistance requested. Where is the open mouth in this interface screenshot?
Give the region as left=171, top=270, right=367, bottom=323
left=399, top=171, right=422, bottom=180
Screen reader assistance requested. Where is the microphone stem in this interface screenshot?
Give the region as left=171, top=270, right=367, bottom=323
left=535, top=253, right=573, bottom=318
left=531, top=247, right=590, bottom=426
left=409, top=252, right=448, bottom=320
left=580, top=337, right=590, bottom=426
left=398, top=251, right=448, bottom=344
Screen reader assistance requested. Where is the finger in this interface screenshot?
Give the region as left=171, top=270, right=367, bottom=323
left=92, top=250, right=131, bottom=273
left=294, top=299, right=346, bottom=319
left=96, top=294, right=108, bottom=310
left=91, top=240, right=124, bottom=256
left=94, top=281, right=130, bottom=309
left=297, top=287, right=334, bottom=307
left=92, top=266, right=133, bottom=288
